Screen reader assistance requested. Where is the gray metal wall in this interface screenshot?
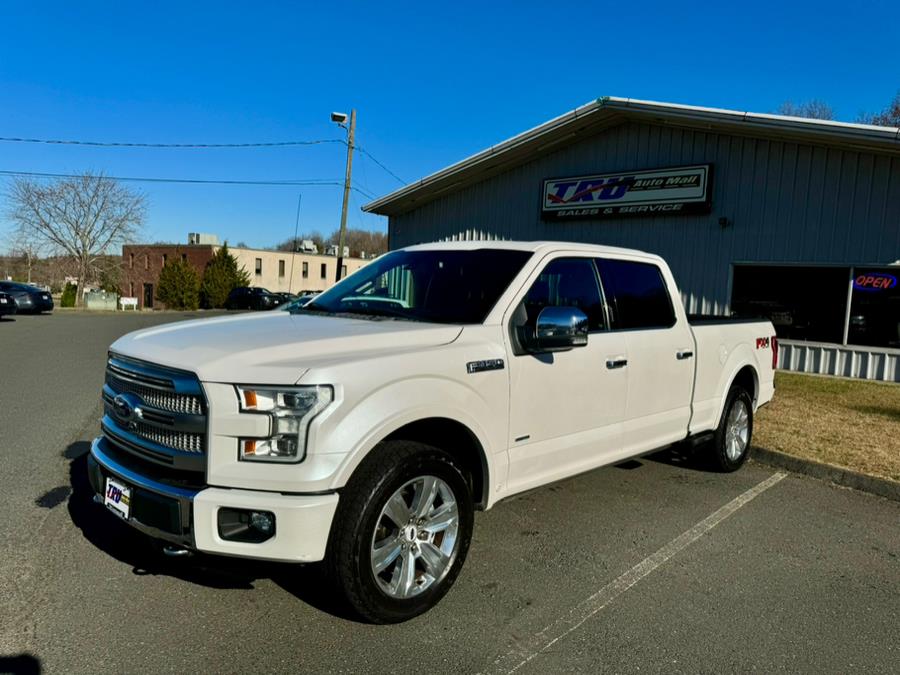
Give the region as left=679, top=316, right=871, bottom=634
left=390, top=121, right=900, bottom=315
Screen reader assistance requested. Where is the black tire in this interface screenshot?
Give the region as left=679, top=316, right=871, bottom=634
left=325, top=440, right=474, bottom=624
left=708, top=385, right=754, bottom=472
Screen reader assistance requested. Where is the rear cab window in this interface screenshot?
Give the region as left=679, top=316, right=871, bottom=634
left=595, top=258, right=676, bottom=330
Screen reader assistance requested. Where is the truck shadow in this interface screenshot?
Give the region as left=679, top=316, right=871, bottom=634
left=647, top=443, right=713, bottom=472
left=65, top=441, right=359, bottom=621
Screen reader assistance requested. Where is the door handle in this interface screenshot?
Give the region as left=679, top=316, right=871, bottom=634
left=676, top=350, right=694, bottom=360
left=606, top=358, right=628, bottom=369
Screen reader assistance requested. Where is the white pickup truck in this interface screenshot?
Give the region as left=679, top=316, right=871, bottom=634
left=89, top=241, right=776, bottom=622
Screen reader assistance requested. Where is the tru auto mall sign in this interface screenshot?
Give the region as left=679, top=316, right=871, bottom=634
left=541, top=164, right=713, bottom=220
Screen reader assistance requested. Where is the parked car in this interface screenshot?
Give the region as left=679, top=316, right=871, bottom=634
left=0, top=282, right=53, bottom=314
left=88, top=241, right=776, bottom=623
left=0, top=292, right=17, bottom=318
left=279, top=292, right=318, bottom=311
left=271, top=292, right=298, bottom=307
left=224, top=286, right=281, bottom=311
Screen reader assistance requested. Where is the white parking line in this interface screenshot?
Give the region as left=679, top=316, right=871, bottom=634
left=483, top=471, right=789, bottom=674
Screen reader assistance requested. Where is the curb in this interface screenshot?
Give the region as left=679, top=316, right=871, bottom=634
left=751, top=447, right=900, bottom=502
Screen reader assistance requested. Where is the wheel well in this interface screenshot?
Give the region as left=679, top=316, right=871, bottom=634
left=385, top=418, right=489, bottom=510
left=732, top=365, right=758, bottom=403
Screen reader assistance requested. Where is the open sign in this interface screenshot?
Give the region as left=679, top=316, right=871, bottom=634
left=853, top=272, right=897, bottom=292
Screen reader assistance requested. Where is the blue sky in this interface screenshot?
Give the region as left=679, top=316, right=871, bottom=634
left=1, top=0, right=897, bottom=250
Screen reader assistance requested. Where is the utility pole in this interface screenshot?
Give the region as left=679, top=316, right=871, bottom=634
left=335, top=108, right=356, bottom=282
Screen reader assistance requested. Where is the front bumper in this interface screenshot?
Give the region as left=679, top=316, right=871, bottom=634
left=88, top=436, right=339, bottom=562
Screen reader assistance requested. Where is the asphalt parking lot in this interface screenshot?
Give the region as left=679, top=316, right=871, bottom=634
left=1, top=311, right=898, bottom=674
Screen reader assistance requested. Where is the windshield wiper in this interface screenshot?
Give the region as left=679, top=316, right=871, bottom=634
left=293, top=301, right=331, bottom=314
left=344, top=305, right=417, bottom=321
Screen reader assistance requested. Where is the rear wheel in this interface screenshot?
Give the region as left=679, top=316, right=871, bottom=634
left=326, top=441, right=474, bottom=623
left=708, top=386, right=754, bottom=472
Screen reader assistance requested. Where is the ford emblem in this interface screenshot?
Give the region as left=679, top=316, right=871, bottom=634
left=113, top=394, right=133, bottom=421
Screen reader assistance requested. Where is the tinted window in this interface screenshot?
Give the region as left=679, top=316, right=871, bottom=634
left=596, top=259, right=675, bottom=330
left=301, top=249, right=532, bottom=324
left=521, top=257, right=606, bottom=330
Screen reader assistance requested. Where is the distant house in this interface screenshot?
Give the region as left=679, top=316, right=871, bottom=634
left=122, top=235, right=368, bottom=309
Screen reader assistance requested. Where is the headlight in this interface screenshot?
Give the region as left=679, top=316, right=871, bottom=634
left=236, top=385, right=333, bottom=462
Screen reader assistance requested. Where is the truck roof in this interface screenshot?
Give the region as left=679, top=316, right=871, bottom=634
left=403, top=239, right=662, bottom=261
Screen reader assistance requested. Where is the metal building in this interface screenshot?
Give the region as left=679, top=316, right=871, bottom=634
left=364, top=97, right=900, bottom=381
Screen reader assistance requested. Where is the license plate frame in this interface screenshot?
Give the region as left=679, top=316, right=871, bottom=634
left=104, top=476, right=132, bottom=520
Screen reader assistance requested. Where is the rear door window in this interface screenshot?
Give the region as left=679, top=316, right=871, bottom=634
left=596, top=258, right=675, bottom=330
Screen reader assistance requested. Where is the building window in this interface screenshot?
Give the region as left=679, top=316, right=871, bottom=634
left=162, top=254, right=168, bottom=266
left=302, top=262, right=309, bottom=278
left=129, top=282, right=134, bottom=297
left=129, top=253, right=134, bottom=269
left=279, top=260, right=285, bottom=278
left=255, top=258, right=262, bottom=275
left=144, top=255, right=149, bottom=270
left=848, top=268, right=900, bottom=348
left=321, top=263, right=327, bottom=279
left=182, top=253, right=187, bottom=262
left=731, top=265, right=849, bottom=344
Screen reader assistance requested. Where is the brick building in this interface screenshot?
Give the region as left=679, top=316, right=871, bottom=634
left=122, top=240, right=369, bottom=309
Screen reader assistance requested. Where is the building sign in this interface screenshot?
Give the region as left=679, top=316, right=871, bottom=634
left=541, top=164, right=713, bottom=220
left=853, top=271, right=897, bottom=292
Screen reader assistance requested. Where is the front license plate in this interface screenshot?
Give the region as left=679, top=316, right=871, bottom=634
left=104, top=477, right=132, bottom=520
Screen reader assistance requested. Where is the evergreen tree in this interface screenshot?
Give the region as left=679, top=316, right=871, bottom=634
left=200, top=243, right=250, bottom=309
left=156, top=257, right=200, bottom=310
left=60, top=282, right=77, bottom=308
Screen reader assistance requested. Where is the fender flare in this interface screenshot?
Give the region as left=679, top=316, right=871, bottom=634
left=713, top=346, right=760, bottom=428
left=325, top=379, right=499, bottom=505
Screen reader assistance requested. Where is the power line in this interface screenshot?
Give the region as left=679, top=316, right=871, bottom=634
left=0, top=130, right=406, bottom=186
left=356, top=145, right=406, bottom=185
left=0, top=169, right=373, bottom=198
left=0, top=136, right=345, bottom=149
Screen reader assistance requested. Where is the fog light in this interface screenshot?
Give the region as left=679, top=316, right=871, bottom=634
left=250, top=511, right=274, bottom=534
left=218, top=507, right=276, bottom=543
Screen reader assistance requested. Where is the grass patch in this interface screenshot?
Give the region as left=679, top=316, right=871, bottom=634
left=755, top=371, right=900, bottom=482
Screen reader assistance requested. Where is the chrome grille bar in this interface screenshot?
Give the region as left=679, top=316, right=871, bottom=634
left=103, top=353, right=207, bottom=467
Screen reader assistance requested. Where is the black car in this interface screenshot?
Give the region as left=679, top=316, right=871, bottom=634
left=0, top=282, right=54, bottom=314
left=270, top=292, right=298, bottom=307
left=0, top=291, right=17, bottom=318
left=224, top=286, right=281, bottom=311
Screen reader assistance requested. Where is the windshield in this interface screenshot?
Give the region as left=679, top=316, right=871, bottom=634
left=295, top=248, right=532, bottom=324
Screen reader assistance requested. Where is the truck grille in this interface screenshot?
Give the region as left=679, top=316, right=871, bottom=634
left=106, top=371, right=202, bottom=415
left=102, top=354, right=207, bottom=472
left=132, top=422, right=204, bottom=454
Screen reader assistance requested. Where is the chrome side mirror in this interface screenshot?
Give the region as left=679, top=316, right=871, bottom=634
left=530, top=306, right=589, bottom=352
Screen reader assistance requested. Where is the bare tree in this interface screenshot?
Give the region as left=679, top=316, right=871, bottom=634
left=6, top=173, right=145, bottom=304
left=776, top=100, right=835, bottom=120
left=857, top=91, right=900, bottom=127
left=10, top=229, right=46, bottom=284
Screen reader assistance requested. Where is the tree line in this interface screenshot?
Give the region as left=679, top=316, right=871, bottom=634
left=776, top=90, right=900, bottom=126
left=274, top=229, right=388, bottom=258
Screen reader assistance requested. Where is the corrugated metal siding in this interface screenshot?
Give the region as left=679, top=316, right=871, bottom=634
left=779, top=340, right=900, bottom=382
left=390, top=121, right=900, bottom=316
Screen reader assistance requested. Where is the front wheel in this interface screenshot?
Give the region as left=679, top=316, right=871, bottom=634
left=708, top=386, right=754, bottom=472
left=326, top=441, right=474, bottom=623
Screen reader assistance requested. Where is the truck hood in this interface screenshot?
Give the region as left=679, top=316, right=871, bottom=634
left=110, top=312, right=463, bottom=384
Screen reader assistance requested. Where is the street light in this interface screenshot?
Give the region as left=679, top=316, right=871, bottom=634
left=332, top=109, right=356, bottom=282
